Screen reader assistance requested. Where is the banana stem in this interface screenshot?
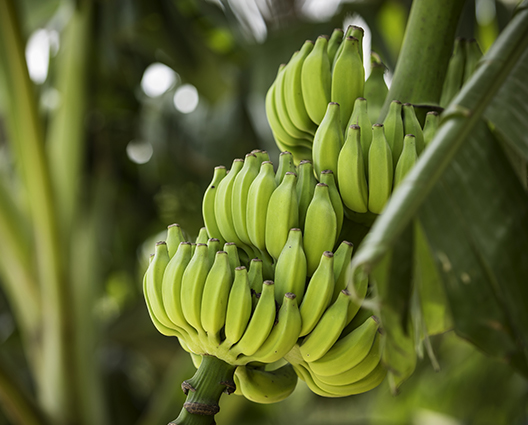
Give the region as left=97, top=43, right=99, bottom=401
left=169, top=355, right=236, bottom=425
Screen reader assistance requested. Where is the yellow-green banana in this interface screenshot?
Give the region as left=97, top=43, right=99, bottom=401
left=265, top=171, right=299, bottom=261
left=224, top=266, right=252, bottom=346
left=246, top=161, right=277, bottom=252
left=202, top=166, right=227, bottom=245
left=327, top=28, right=344, bottom=64
left=166, top=223, right=186, bottom=258
left=301, top=35, right=331, bottom=125
left=275, top=151, right=296, bottom=185
left=299, top=251, right=335, bottom=336
left=331, top=240, right=354, bottom=302
left=337, top=124, right=368, bottom=213
left=223, top=242, right=241, bottom=273
left=423, top=111, right=439, bottom=147
left=364, top=53, right=388, bottom=123
left=331, top=36, right=364, bottom=130
left=195, top=226, right=208, bottom=244
left=296, top=160, right=317, bottom=227
left=403, top=103, right=424, bottom=154
left=312, top=102, right=343, bottom=178
left=303, top=183, right=337, bottom=276
left=274, top=228, right=308, bottom=304
left=207, top=238, right=220, bottom=266
left=300, top=289, right=351, bottom=362
left=347, top=97, right=372, bottom=170
left=393, top=134, right=418, bottom=188
left=368, top=124, right=393, bottom=214
left=319, top=170, right=343, bottom=242
left=383, top=100, right=404, bottom=167
left=234, top=363, right=297, bottom=404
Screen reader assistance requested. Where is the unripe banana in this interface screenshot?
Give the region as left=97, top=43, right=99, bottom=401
left=300, top=289, right=351, bottom=362
left=201, top=251, right=233, bottom=345
left=246, top=161, right=277, bottom=252
left=347, top=97, right=372, bottom=170
left=312, top=102, right=343, bottom=178
left=301, top=36, right=331, bottom=125
left=463, top=38, right=482, bottom=83
left=234, top=363, right=297, bottom=404
left=393, top=134, right=418, bottom=188
left=319, top=170, right=344, bottom=242
left=265, top=171, right=299, bottom=261
left=247, top=258, right=263, bottom=296
left=440, top=37, right=466, bottom=108
left=195, top=226, right=208, bottom=244
left=207, top=238, right=221, bottom=266
left=337, top=125, right=368, bottom=213
left=275, top=151, right=296, bottom=185
left=202, top=166, right=227, bottom=245
left=331, top=36, right=364, bottom=130
left=403, top=103, right=424, bottom=154
left=327, top=28, right=344, bottom=64
left=299, top=251, right=335, bottom=336
left=251, top=149, right=270, bottom=164
left=333, top=25, right=356, bottom=67
left=276, top=53, right=314, bottom=141
left=249, top=292, right=302, bottom=364
left=296, top=160, right=317, bottom=227
left=364, top=53, right=388, bottom=123
left=231, top=280, right=277, bottom=357
left=350, top=26, right=364, bottom=62
left=180, top=243, right=210, bottom=334
left=308, top=315, right=380, bottom=376
left=223, top=242, right=241, bottom=273
left=161, top=241, right=195, bottom=336
left=166, top=223, right=186, bottom=258
left=331, top=240, right=354, bottom=303
left=214, top=158, right=245, bottom=245
left=368, top=124, right=393, bottom=214
left=224, top=266, right=252, bottom=346
left=232, top=153, right=260, bottom=246
left=274, top=228, right=308, bottom=304
left=423, top=111, right=439, bottom=147
left=303, top=183, right=337, bottom=276
left=284, top=40, right=318, bottom=135
left=383, top=100, right=404, bottom=168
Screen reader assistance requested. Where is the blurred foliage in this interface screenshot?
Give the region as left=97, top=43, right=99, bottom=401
left=0, top=0, right=527, bottom=424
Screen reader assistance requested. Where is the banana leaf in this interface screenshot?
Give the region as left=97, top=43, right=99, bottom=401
left=349, top=1, right=528, bottom=392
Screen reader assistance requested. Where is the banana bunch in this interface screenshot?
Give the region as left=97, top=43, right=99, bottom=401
left=265, top=26, right=365, bottom=163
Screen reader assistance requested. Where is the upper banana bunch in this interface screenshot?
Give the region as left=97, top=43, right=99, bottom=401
left=143, top=218, right=381, bottom=402
left=266, top=25, right=367, bottom=162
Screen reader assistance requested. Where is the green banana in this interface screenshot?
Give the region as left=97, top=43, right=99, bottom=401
left=299, top=251, right=335, bottom=336
left=327, top=28, right=344, bottom=64
left=274, top=228, right=308, bottom=304
left=180, top=243, right=210, bottom=335
left=166, top=223, right=186, bottom=258
left=423, top=111, right=439, bottom=147
left=347, top=97, right=372, bottom=170
left=299, top=289, right=351, bottom=362
left=283, top=40, right=318, bottom=135
left=234, top=363, right=297, bottom=404
left=350, top=26, right=364, bottom=62
left=275, top=151, right=296, bottom=185
left=223, top=242, right=241, bottom=273
left=331, top=36, right=364, bottom=130
left=231, top=280, right=277, bottom=357
left=383, top=100, right=404, bottom=167
left=393, top=134, right=418, bottom=188
left=303, top=183, right=337, bottom=276
left=265, top=171, right=299, bottom=261
left=402, top=103, right=424, bottom=154
left=301, top=35, right=331, bottom=125
left=195, top=226, right=209, bottom=244
left=440, top=37, right=466, bottom=108
left=251, top=149, right=270, bottom=164
left=312, top=102, right=343, bottom=178
left=202, top=166, right=227, bottom=245
left=232, top=153, right=260, bottom=246
left=296, top=160, right=317, bottom=227
left=463, top=38, right=482, bottom=83
left=316, top=333, right=381, bottom=386
left=207, top=238, right=221, bottom=266
left=214, top=158, right=245, bottom=245
left=319, top=169, right=344, bottom=242
left=223, top=266, right=252, bottom=346
left=308, top=316, right=380, bottom=376
left=337, top=124, right=368, bottom=213
left=364, top=53, right=388, bottom=123
left=246, top=161, right=277, bottom=252
left=161, top=241, right=195, bottom=337
left=201, top=251, right=233, bottom=345
left=331, top=240, right=354, bottom=303
left=247, top=258, right=263, bottom=296
left=368, top=123, right=393, bottom=214
left=249, top=292, right=302, bottom=364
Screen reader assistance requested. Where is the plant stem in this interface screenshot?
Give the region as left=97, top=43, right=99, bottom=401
left=379, top=0, right=465, bottom=121
left=169, top=355, right=236, bottom=425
